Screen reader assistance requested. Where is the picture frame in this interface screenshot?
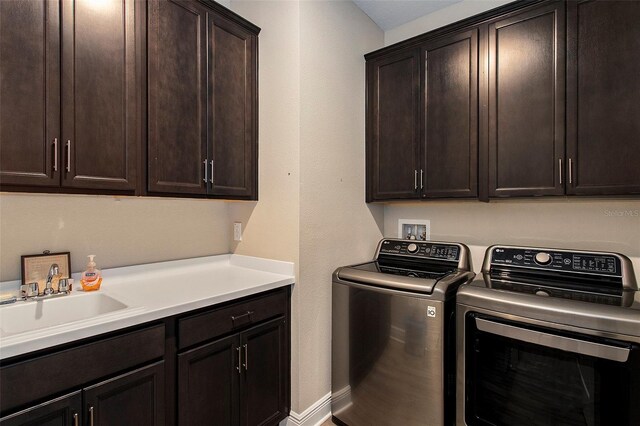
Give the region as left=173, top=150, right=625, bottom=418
left=21, top=251, right=71, bottom=287
left=398, top=219, right=430, bottom=241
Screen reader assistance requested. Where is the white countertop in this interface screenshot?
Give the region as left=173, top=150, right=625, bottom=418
left=0, top=255, right=295, bottom=360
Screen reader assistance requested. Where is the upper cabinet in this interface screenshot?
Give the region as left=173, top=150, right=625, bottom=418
left=366, top=0, right=640, bottom=202
left=0, top=0, right=60, bottom=187
left=1, top=0, right=259, bottom=200
left=422, top=28, right=478, bottom=198
left=366, top=27, right=478, bottom=202
left=366, top=48, right=421, bottom=202
left=566, top=0, right=640, bottom=195
left=0, top=0, right=139, bottom=192
left=487, top=1, right=565, bottom=197
left=148, top=0, right=259, bottom=199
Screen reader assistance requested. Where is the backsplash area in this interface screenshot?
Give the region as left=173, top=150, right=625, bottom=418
left=384, top=198, right=640, bottom=272
left=0, top=193, right=229, bottom=281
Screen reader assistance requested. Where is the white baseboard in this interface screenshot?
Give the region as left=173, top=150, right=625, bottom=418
left=280, top=392, right=332, bottom=426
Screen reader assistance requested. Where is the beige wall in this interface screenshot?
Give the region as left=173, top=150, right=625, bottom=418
left=229, top=0, right=384, bottom=414
left=226, top=0, right=304, bottom=411
left=384, top=199, right=640, bottom=264
left=299, top=0, right=384, bottom=410
left=0, top=193, right=229, bottom=281
left=384, top=0, right=514, bottom=46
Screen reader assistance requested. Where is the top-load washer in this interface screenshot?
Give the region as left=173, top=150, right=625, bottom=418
left=332, top=238, right=475, bottom=426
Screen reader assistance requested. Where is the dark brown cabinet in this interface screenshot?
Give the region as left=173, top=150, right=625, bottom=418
left=366, top=0, right=640, bottom=201
left=0, top=392, right=81, bottom=426
left=366, top=48, right=421, bottom=201
left=421, top=28, right=478, bottom=198
left=0, top=0, right=60, bottom=188
left=61, top=0, right=139, bottom=191
left=241, top=318, right=288, bottom=426
left=148, top=0, right=259, bottom=199
left=487, top=1, right=565, bottom=197
left=84, top=362, right=165, bottom=426
left=366, top=28, right=478, bottom=202
left=566, top=0, right=640, bottom=195
left=0, top=0, right=140, bottom=192
left=0, top=288, right=291, bottom=426
left=178, top=292, right=289, bottom=426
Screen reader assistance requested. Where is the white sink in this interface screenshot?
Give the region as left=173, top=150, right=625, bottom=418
left=0, top=293, right=128, bottom=336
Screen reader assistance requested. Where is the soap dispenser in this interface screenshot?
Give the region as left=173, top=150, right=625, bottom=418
left=80, top=255, right=102, bottom=291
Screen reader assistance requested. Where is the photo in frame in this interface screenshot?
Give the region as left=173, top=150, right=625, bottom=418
left=21, top=251, right=71, bottom=290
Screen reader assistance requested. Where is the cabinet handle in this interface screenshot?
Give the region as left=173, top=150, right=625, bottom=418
left=73, top=412, right=78, bottom=426
left=89, top=406, right=94, bottom=426
left=559, top=158, right=562, bottom=185
left=209, top=160, right=214, bottom=184
left=569, top=158, right=573, bottom=185
left=53, top=138, right=58, bottom=172
left=414, top=170, right=418, bottom=190
left=420, top=169, right=424, bottom=190
left=237, top=346, right=241, bottom=374
left=203, top=159, right=208, bottom=183
left=66, top=140, right=71, bottom=172
left=243, top=343, right=248, bottom=371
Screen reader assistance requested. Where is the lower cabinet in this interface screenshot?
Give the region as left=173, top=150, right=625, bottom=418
left=0, top=392, right=81, bottom=426
left=0, top=363, right=164, bottom=426
left=0, top=287, right=291, bottom=426
left=178, top=317, right=287, bottom=426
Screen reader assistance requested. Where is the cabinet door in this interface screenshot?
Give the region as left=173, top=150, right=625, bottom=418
left=60, top=0, right=138, bottom=190
left=84, top=362, right=165, bottom=426
left=0, top=0, right=60, bottom=187
left=209, top=15, right=258, bottom=199
left=366, top=49, right=422, bottom=202
left=487, top=2, right=565, bottom=197
left=0, top=392, right=81, bottom=426
left=148, top=0, right=208, bottom=195
left=422, top=28, right=478, bottom=198
left=566, top=0, right=640, bottom=195
left=178, top=334, right=239, bottom=426
left=240, top=317, right=287, bottom=426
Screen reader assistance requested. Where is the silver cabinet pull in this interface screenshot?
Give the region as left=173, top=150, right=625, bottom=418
left=89, top=406, right=94, bottom=426
left=420, top=169, right=424, bottom=190
left=73, top=412, right=79, bottom=426
left=414, top=170, right=418, bottom=190
left=569, top=158, right=573, bottom=184
left=243, top=343, right=248, bottom=371
left=209, top=160, right=214, bottom=184
left=236, top=346, right=241, bottom=374
left=66, top=140, right=71, bottom=172
left=559, top=158, right=563, bottom=185
left=203, top=159, right=208, bottom=183
left=53, top=138, right=58, bottom=171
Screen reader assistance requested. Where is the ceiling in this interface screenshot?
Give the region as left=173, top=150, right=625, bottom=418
left=353, top=0, right=463, bottom=31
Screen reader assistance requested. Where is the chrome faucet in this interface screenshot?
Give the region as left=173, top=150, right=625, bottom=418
left=43, top=263, right=60, bottom=296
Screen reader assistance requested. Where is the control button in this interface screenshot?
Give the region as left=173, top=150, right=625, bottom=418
left=515, top=254, right=523, bottom=261
left=407, top=243, right=418, bottom=254
left=534, top=252, right=552, bottom=265
left=563, top=258, right=571, bottom=265
left=535, top=290, right=551, bottom=297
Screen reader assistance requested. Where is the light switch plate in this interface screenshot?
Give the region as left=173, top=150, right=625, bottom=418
left=233, top=222, right=242, bottom=241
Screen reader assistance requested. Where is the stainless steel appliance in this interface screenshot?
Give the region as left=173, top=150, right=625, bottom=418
left=457, top=245, right=640, bottom=426
left=332, top=238, right=474, bottom=426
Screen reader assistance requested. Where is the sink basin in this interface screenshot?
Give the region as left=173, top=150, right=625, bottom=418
left=0, top=293, right=128, bottom=336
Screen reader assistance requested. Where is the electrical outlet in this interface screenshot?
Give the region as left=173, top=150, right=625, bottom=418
left=233, top=222, right=242, bottom=241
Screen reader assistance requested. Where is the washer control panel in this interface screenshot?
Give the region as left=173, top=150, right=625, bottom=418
left=378, top=239, right=460, bottom=261
left=491, top=247, right=621, bottom=276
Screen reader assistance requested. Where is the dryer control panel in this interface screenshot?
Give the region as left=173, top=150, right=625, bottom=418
left=378, top=239, right=460, bottom=261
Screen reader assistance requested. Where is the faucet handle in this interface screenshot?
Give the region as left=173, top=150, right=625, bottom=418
left=20, top=282, right=40, bottom=299
left=58, top=278, right=72, bottom=294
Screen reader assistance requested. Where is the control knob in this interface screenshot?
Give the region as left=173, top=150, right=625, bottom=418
left=407, top=243, right=418, bottom=254
left=534, top=252, right=552, bottom=265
